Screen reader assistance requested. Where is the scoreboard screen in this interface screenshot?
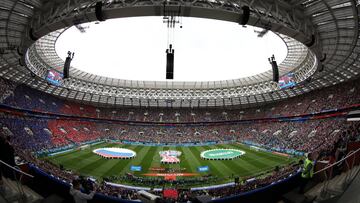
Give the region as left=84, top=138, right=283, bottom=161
left=279, top=73, right=296, bottom=89
left=46, top=69, right=63, bottom=86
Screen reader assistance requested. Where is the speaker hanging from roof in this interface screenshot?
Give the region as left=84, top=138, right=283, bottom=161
left=240, top=6, right=250, bottom=25
left=166, top=44, right=174, bottom=79
left=95, top=1, right=105, bottom=21
left=269, top=55, right=279, bottom=83
left=63, top=51, right=74, bottom=79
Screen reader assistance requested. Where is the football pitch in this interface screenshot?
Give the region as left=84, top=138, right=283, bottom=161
left=45, top=142, right=297, bottom=186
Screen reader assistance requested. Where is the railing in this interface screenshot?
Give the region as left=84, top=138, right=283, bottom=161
left=307, top=146, right=360, bottom=201
left=0, top=160, right=34, bottom=178
left=0, top=160, right=34, bottom=203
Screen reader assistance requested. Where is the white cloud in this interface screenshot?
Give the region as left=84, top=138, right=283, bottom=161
left=56, top=17, right=287, bottom=82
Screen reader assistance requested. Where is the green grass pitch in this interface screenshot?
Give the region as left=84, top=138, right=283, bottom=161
left=45, top=142, right=297, bottom=186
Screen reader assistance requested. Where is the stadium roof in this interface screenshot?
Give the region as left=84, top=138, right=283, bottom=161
left=0, top=0, right=359, bottom=107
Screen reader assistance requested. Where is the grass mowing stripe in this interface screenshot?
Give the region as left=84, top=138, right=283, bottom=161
left=215, top=144, right=255, bottom=176
left=189, top=146, right=227, bottom=179
left=213, top=144, right=290, bottom=177
left=235, top=143, right=291, bottom=162
left=202, top=145, right=241, bottom=178
left=230, top=143, right=289, bottom=165
left=80, top=146, right=139, bottom=177
left=167, top=146, right=179, bottom=171
left=118, top=146, right=151, bottom=175
left=68, top=143, right=130, bottom=176
left=46, top=143, right=297, bottom=186
left=75, top=143, right=128, bottom=175
left=62, top=155, right=100, bottom=171
left=178, top=147, right=199, bottom=173
left=77, top=156, right=105, bottom=176
left=236, top=154, right=275, bottom=177
left=52, top=143, right=117, bottom=170
left=228, top=143, right=296, bottom=174
left=137, top=146, right=161, bottom=173
left=241, top=153, right=272, bottom=169
left=162, top=146, right=170, bottom=168
left=49, top=149, right=93, bottom=164
left=148, top=146, right=164, bottom=169
left=48, top=142, right=109, bottom=159
left=221, top=144, right=274, bottom=169
left=52, top=143, right=117, bottom=166
left=175, top=147, right=194, bottom=173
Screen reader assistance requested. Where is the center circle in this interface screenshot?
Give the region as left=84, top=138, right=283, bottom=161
left=159, top=150, right=182, bottom=164
left=201, top=149, right=245, bottom=160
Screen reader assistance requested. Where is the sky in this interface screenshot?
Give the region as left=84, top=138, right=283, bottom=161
left=56, top=16, right=287, bottom=82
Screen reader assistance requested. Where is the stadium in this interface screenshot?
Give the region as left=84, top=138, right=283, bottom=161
left=0, top=0, right=360, bottom=203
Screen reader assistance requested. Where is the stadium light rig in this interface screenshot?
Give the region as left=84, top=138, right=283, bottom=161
left=163, top=1, right=182, bottom=80
left=268, top=55, right=279, bottom=83
left=166, top=44, right=174, bottom=79
left=63, top=51, right=74, bottom=79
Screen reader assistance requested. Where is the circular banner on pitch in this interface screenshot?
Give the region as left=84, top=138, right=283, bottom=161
left=200, top=149, right=245, bottom=160
left=159, top=150, right=181, bottom=164
left=93, top=148, right=136, bottom=159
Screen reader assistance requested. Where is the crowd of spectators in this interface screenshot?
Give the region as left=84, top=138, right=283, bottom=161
left=0, top=77, right=360, bottom=123
left=58, top=164, right=299, bottom=202
left=0, top=114, right=104, bottom=151
left=0, top=78, right=16, bottom=104
left=0, top=111, right=354, bottom=154
left=47, top=120, right=104, bottom=146
left=316, top=121, right=360, bottom=169
left=104, top=173, right=219, bottom=188
left=190, top=164, right=299, bottom=199
left=0, top=115, right=52, bottom=151
left=239, top=119, right=346, bottom=153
